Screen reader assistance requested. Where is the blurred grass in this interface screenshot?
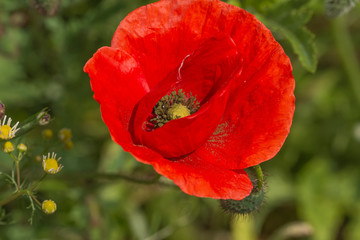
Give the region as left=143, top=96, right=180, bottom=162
left=0, top=0, right=360, bottom=239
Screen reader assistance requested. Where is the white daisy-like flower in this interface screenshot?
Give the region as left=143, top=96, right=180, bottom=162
left=42, top=152, right=63, bottom=174
left=0, top=115, right=20, bottom=140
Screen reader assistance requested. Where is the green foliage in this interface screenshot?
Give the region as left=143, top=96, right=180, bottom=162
left=0, top=0, right=359, bottom=239
left=246, top=0, right=318, bottom=72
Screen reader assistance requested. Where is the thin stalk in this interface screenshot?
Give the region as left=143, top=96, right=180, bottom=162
left=253, top=165, right=264, bottom=190
left=9, top=153, right=20, bottom=189
left=0, top=190, right=26, bottom=207
left=29, top=192, right=41, bottom=206
left=0, top=174, right=47, bottom=207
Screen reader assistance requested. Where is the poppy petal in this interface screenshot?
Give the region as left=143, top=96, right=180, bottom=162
left=130, top=147, right=253, bottom=200
left=84, top=47, right=149, bottom=150
left=194, top=47, right=295, bottom=169
left=111, top=0, right=244, bottom=89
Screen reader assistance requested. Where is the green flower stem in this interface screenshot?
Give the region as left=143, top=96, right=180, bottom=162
left=332, top=17, right=360, bottom=106
left=0, top=190, right=26, bottom=207
left=0, top=173, right=47, bottom=207
left=9, top=153, right=20, bottom=190
left=15, top=161, right=20, bottom=190
left=29, top=192, right=41, bottom=206
left=253, top=165, right=264, bottom=190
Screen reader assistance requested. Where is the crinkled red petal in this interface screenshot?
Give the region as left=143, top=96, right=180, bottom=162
left=129, top=146, right=253, bottom=200
left=195, top=47, right=295, bottom=169
left=131, top=36, right=242, bottom=158
left=83, top=47, right=149, bottom=151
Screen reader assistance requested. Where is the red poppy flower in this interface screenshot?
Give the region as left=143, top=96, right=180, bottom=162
left=84, top=0, right=295, bottom=200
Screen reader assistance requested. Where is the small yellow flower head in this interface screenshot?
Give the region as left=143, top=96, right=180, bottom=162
left=42, top=152, right=63, bottom=174
left=17, top=143, right=27, bottom=152
left=42, top=129, right=53, bottom=139
left=58, top=128, right=72, bottom=143
left=0, top=115, right=20, bottom=140
left=2, top=141, right=14, bottom=153
left=42, top=200, right=57, bottom=214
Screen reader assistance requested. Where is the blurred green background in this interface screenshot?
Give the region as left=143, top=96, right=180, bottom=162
left=0, top=0, right=359, bottom=239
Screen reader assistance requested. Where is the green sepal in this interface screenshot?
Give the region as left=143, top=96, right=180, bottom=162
left=220, top=188, right=265, bottom=215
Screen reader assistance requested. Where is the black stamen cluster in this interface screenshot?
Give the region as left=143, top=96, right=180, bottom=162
left=150, top=89, right=200, bottom=128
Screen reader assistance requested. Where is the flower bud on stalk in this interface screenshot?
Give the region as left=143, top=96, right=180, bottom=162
left=220, top=165, right=265, bottom=215
left=8, top=108, right=50, bottom=141
left=220, top=188, right=265, bottom=215
left=17, top=143, right=27, bottom=152
left=38, top=113, right=51, bottom=126
left=42, top=200, right=57, bottom=214
left=2, top=141, right=14, bottom=153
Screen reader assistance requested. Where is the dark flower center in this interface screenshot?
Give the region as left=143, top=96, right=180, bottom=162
left=149, top=89, right=200, bottom=129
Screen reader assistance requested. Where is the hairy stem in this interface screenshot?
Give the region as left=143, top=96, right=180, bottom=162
left=253, top=165, right=264, bottom=190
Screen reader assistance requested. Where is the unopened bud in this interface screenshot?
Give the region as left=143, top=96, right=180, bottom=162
left=15, top=108, right=49, bottom=138
left=220, top=188, right=265, bottom=215
left=42, top=200, right=57, bottom=214
left=17, top=143, right=27, bottom=152
left=38, top=113, right=51, bottom=126
left=2, top=141, right=15, bottom=153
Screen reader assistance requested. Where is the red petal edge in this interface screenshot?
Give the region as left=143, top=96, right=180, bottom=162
left=132, top=148, right=253, bottom=200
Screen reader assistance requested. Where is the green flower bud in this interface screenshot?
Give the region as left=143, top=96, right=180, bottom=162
left=2, top=141, right=14, bottom=153
left=17, top=143, right=27, bottom=152
left=220, top=188, right=265, bottom=215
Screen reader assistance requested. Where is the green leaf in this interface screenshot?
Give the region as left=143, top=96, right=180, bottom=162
left=254, top=0, right=317, bottom=72
left=325, top=0, right=359, bottom=17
